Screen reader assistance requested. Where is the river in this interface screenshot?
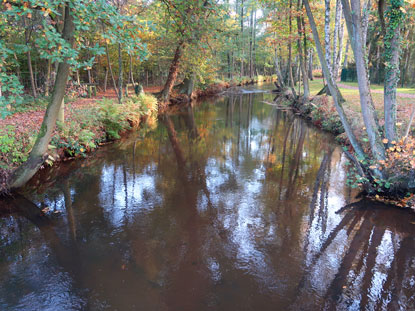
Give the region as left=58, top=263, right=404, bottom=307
left=1, top=85, right=415, bottom=310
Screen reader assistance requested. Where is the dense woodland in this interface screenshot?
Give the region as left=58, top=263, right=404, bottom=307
left=1, top=0, right=415, bottom=203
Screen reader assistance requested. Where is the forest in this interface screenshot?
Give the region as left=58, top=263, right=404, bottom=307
left=2, top=0, right=415, bottom=310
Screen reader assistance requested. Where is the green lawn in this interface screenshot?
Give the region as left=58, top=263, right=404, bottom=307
left=308, top=79, right=415, bottom=95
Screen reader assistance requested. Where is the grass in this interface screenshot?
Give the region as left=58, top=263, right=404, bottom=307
left=309, top=79, right=415, bottom=95
left=305, top=78, right=414, bottom=140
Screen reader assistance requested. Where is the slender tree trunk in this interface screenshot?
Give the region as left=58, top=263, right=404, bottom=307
left=227, top=52, right=232, bottom=79
left=10, top=4, right=75, bottom=189
left=303, top=0, right=365, bottom=160
left=324, top=0, right=332, bottom=77
left=23, top=17, right=37, bottom=99
left=240, top=0, right=244, bottom=78
left=334, top=13, right=345, bottom=81
left=57, top=98, right=64, bottom=124
left=342, top=0, right=386, bottom=162
left=275, top=48, right=286, bottom=89
left=76, top=70, right=80, bottom=84
left=104, top=67, right=108, bottom=92
left=288, top=0, right=296, bottom=94
left=117, top=43, right=123, bottom=104
left=129, top=54, right=135, bottom=85
left=249, top=6, right=254, bottom=78
left=343, top=39, right=350, bottom=69
left=384, top=13, right=401, bottom=142
left=297, top=0, right=309, bottom=99
left=308, top=48, right=314, bottom=80
left=87, top=68, right=92, bottom=84
left=27, top=51, right=37, bottom=98
left=253, top=10, right=257, bottom=76
left=105, top=43, right=119, bottom=98
left=361, top=0, right=372, bottom=49
left=45, top=59, right=52, bottom=97
left=161, top=41, right=185, bottom=103
left=332, top=0, right=343, bottom=81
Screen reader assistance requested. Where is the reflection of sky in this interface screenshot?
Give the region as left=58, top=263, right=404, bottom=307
left=99, top=164, right=160, bottom=228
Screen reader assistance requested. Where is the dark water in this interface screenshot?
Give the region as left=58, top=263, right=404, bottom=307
left=1, top=86, right=415, bottom=311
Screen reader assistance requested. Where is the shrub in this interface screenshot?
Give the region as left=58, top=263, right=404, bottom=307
left=0, top=126, right=33, bottom=167
left=98, top=98, right=130, bottom=139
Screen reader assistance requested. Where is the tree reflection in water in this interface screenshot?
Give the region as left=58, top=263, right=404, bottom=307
left=1, top=90, right=415, bottom=311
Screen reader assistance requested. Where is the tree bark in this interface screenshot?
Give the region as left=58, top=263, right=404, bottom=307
left=343, top=39, right=349, bottom=69
left=303, top=0, right=365, bottom=160
left=297, top=0, right=309, bottom=99
left=105, top=42, right=119, bottom=98
left=240, top=0, right=244, bottom=78
left=324, top=0, right=332, bottom=77
left=117, top=43, right=123, bottom=104
left=288, top=0, right=296, bottom=95
left=160, top=41, right=185, bottom=103
left=332, top=0, right=344, bottom=81
left=275, top=48, right=286, bottom=89
left=26, top=47, right=37, bottom=98
left=308, top=48, right=314, bottom=80
left=104, top=67, right=108, bottom=92
left=384, top=11, right=401, bottom=142
left=45, top=59, right=52, bottom=97
left=361, top=0, right=371, bottom=48
left=10, top=4, right=75, bottom=189
left=342, top=0, right=386, bottom=162
left=129, top=54, right=135, bottom=85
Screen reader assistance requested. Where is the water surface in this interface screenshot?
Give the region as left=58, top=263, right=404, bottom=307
left=1, top=87, right=415, bottom=310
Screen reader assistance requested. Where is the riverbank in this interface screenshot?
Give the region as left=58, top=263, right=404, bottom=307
left=0, top=94, right=158, bottom=194
left=0, top=75, right=276, bottom=194
left=272, top=82, right=415, bottom=208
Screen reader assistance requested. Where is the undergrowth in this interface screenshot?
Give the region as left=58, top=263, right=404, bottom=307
left=0, top=93, right=158, bottom=175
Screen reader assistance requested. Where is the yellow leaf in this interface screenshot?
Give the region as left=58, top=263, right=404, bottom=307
left=382, top=138, right=388, bottom=144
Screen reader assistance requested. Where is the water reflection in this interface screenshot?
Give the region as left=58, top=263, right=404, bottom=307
left=1, top=89, right=415, bottom=310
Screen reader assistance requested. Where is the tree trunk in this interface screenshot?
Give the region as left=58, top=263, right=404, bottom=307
left=334, top=12, right=345, bottom=81
left=240, top=0, right=244, bottom=78
left=332, top=0, right=343, bottom=81
left=161, top=41, right=185, bottom=103
left=343, top=39, right=350, bottom=69
left=104, top=67, right=108, bottom=92
left=275, top=48, right=286, bottom=89
left=24, top=17, right=37, bottom=99
left=324, top=0, right=332, bottom=77
left=117, top=43, right=123, bottom=104
left=288, top=0, right=296, bottom=94
left=57, top=98, right=64, bottom=124
left=227, top=52, right=232, bottom=79
left=384, top=7, right=402, bottom=142
left=249, top=6, right=254, bottom=78
left=308, top=48, right=314, bottom=80
left=27, top=50, right=37, bottom=98
left=10, top=4, right=75, bottom=189
left=342, top=0, right=386, bottom=163
left=129, top=54, right=135, bottom=85
left=297, top=0, right=309, bottom=99
left=361, top=0, right=371, bottom=49
left=105, top=42, right=119, bottom=98
left=45, top=59, right=52, bottom=97
left=87, top=68, right=92, bottom=84
left=253, top=10, right=257, bottom=77
left=303, top=0, right=365, bottom=160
